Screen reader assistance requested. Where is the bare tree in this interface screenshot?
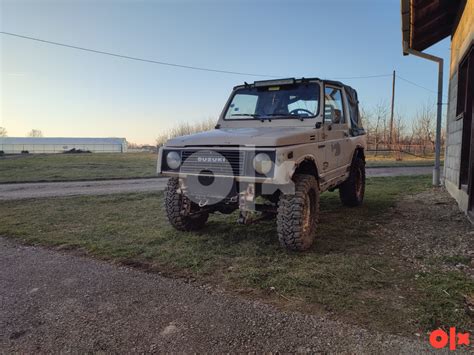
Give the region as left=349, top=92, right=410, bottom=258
left=359, top=105, right=371, bottom=142
left=394, top=111, right=407, bottom=145
left=156, top=118, right=216, bottom=147
left=359, top=101, right=441, bottom=159
left=371, top=101, right=390, bottom=155
left=0, top=127, right=7, bottom=137
left=27, top=129, right=43, bottom=137
left=412, top=103, right=435, bottom=155
left=126, top=141, right=140, bottom=149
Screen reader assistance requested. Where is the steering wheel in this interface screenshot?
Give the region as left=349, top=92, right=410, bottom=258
left=289, top=108, right=313, bottom=116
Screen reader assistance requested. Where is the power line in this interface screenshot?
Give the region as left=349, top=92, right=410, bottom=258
left=1, top=31, right=443, bottom=95
left=332, top=74, right=392, bottom=79
left=396, top=74, right=438, bottom=94
left=1, top=31, right=394, bottom=80
left=0, top=31, right=277, bottom=78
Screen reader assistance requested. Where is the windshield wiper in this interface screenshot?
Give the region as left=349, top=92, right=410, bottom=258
left=230, top=113, right=274, bottom=123
left=264, top=113, right=307, bottom=121
left=230, top=113, right=274, bottom=122
left=230, top=113, right=260, bottom=118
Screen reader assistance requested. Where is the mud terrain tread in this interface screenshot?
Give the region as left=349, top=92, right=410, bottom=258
left=165, top=178, right=208, bottom=231
left=277, top=174, right=319, bottom=251
left=339, top=156, right=366, bottom=207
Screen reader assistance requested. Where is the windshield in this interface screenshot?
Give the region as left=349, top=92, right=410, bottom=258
left=224, top=83, right=320, bottom=120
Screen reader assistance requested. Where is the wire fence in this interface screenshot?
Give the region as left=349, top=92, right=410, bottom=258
left=366, top=144, right=439, bottom=159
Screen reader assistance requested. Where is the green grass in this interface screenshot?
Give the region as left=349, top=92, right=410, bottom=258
left=0, top=153, right=157, bottom=183
left=366, top=159, right=438, bottom=168
left=2, top=175, right=471, bottom=335
left=0, top=152, right=441, bottom=183
left=365, top=152, right=442, bottom=168
left=416, top=271, right=473, bottom=331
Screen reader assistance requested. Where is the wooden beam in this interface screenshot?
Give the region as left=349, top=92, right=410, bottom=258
left=414, top=12, right=454, bottom=36
left=408, top=0, right=461, bottom=51
left=413, top=24, right=453, bottom=50
left=413, top=6, right=457, bottom=29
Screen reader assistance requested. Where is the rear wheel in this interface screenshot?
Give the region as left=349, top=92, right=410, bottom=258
left=277, top=174, right=320, bottom=251
left=165, top=178, right=209, bottom=231
left=339, top=155, right=365, bottom=207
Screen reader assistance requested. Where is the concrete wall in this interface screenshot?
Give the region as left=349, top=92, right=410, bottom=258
left=444, top=0, right=474, bottom=213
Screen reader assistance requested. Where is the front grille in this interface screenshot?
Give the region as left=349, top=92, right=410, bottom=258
left=180, top=150, right=245, bottom=176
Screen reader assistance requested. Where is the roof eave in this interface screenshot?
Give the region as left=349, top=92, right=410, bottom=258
left=401, top=0, right=463, bottom=54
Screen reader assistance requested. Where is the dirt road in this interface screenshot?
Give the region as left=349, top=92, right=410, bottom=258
left=0, top=178, right=168, bottom=200
left=0, top=237, right=429, bottom=353
left=366, top=166, right=433, bottom=177
left=0, top=167, right=432, bottom=200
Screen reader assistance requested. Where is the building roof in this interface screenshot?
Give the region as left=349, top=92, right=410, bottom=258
left=0, top=137, right=126, bottom=144
left=401, top=0, right=466, bottom=53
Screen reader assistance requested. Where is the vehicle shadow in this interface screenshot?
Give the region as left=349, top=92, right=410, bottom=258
left=184, top=197, right=379, bottom=257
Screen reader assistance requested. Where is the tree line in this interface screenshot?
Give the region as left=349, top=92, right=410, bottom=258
left=361, top=101, right=443, bottom=157
left=155, top=118, right=216, bottom=146
left=0, top=128, right=44, bottom=138
left=1, top=101, right=441, bottom=157
left=154, top=102, right=442, bottom=158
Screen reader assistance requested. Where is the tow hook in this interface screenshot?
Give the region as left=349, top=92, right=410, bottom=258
left=198, top=199, right=209, bottom=208
left=238, top=211, right=250, bottom=225
left=238, top=183, right=255, bottom=224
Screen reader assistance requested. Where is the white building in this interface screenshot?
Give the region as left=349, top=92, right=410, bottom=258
left=0, top=137, right=127, bottom=154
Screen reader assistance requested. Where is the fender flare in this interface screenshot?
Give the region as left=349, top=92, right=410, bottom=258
left=290, top=155, right=320, bottom=180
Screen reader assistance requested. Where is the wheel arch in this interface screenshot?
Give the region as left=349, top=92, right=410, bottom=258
left=353, top=146, right=366, bottom=162
left=291, top=156, right=320, bottom=180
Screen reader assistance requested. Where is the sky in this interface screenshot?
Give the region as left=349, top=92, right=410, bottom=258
left=0, top=0, right=451, bottom=144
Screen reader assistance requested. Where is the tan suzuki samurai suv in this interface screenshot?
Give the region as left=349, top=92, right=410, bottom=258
left=158, top=77, right=366, bottom=251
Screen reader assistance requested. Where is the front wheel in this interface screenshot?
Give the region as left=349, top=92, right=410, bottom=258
left=339, top=155, right=365, bottom=207
left=164, top=178, right=209, bottom=231
left=277, top=174, right=320, bottom=251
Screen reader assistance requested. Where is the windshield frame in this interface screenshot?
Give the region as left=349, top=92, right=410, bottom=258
left=222, top=82, right=321, bottom=121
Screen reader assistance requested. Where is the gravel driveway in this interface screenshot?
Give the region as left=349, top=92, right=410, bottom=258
left=0, top=167, right=433, bottom=200
left=0, top=238, right=430, bottom=353
left=0, top=178, right=168, bottom=200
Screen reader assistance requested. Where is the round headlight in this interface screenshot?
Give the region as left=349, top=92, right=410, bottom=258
left=253, top=153, right=272, bottom=175
left=166, top=151, right=181, bottom=170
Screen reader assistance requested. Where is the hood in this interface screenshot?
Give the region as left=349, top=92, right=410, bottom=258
left=164, top=127, right=318, bottom=147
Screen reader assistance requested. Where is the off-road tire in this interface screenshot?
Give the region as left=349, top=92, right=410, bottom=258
left=165, top=177, right=209, bottom=231
left=277, top=174, right=320, bottom=251
left=339, top=155, right=365, bottom=207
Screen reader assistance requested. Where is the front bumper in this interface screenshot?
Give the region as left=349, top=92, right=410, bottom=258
left=157, top=146, right=295, bottom=185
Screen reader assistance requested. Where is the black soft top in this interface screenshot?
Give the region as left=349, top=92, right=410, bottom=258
left=323, top=80, right=364, bottom=135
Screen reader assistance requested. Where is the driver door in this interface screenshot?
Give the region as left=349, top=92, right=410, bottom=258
left=322, top=85, right=349, bottom=180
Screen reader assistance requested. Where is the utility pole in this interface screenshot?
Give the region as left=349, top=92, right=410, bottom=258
left=389, top=70, right=396, bottom=149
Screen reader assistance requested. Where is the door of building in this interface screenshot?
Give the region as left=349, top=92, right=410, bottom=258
left=460, top=45, right=474, bottom=212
